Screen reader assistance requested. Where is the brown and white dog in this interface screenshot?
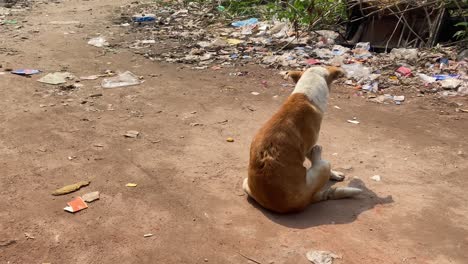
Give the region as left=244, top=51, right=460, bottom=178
left=243, top=66, right=362, bottom=214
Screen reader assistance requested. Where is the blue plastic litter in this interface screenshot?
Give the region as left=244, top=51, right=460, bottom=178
left=11, top=69, right=40, bottom=75
left=434, top=74, right=460, bottom=81
left=439, top=58, right=449, bottom=65
left=231, top=18, right=258, bottom=27
left=132, top=14, right=156, bottom=23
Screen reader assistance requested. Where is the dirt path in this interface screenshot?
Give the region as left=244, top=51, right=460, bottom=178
left=1, top=1, right=467, bottom=263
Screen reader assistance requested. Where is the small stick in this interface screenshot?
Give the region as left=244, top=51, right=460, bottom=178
left=238, top=251, right=262, bottom=264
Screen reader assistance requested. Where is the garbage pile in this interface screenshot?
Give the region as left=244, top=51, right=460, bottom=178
left=117, top=1, right=467, bottom=100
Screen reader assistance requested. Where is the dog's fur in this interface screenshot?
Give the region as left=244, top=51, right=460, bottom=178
left=243, top=66, right=362, bottom=214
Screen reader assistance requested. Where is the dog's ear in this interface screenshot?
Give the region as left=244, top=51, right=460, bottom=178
left=325, top=66, right=345, bottom=84
left=286, top=71, right=304, bottom=84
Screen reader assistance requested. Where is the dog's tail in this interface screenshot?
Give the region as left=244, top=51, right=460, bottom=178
left=312, top=186, right=362, bottom=202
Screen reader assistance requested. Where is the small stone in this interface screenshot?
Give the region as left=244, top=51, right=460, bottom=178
left=124, top=130, right=139, bottom=138
left=226, top=137, right=234, bottom=142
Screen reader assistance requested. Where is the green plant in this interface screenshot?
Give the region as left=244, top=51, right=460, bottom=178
left=266, top=0, right=346, bottom=33
left=454, top=22, right=468, bottom=40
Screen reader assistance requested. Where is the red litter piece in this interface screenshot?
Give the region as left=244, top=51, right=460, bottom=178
left=396, top=66, right=412, bottom=77
left=64, top=197, right=88, bottom=213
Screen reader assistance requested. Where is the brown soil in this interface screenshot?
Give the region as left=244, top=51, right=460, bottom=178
left=1, top=0, right=467, bottom=263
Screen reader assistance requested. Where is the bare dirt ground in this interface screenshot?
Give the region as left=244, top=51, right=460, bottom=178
left=1, top=0, right=468, bottom=263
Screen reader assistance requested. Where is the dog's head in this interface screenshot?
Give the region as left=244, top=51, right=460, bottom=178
left=286, top=66, right=345, bottom=86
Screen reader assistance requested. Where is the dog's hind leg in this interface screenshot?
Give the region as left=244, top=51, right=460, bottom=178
left=305, top=145, right=331, bottom=192
left=311, top=186, right=362, bottom=203
left=306, top=145, right=361, bottom=203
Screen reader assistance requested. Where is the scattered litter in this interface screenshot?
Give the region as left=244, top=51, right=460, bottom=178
left=64, top=197, right=88, bottom=213
left=231, top=18, right=258, bottom=27
left=306, top=250, right=341, bottom=264
left=347, top=120, right=360, bottom=124
left=440, top=79, right=462, bottom=90
left=390, top=48, right=418, bottom=61
left=52, top=181, right=90, bottom=196
left=342, top=63, right=370, bottom=81
left=353, top=42, right=372, bottom=58
left=434, top=74, right=460, bottom=81
left=38, top=72, right=75, bottom=85
left=143, top=233, right=154, bottom=238
left=333, top=106, right=341, bottom=109
left=82, top=191, right=100, bottom=203
left=11, top=69, right=40, bottom=76
left=226, top=137, right=234, bottom=142
left=306, top=58, right=321, bottom=65
left=101, top=71, right=141, bottom=88
left=371, top=175, right=381, bottom=182
left=88, top=36, right=109, bottom=48
left=393, top=95, right=405, bottom=104
left=251, top=92, right=260, bottom=95
left=396, top=66, right=412, bottom=77
left=124, top=130, right=140, bottom=138
left=126, top=183, right=138, bottom=187
left=132, top=14, right=156, bottom=23
left=417, top=73, right=436, bottom=83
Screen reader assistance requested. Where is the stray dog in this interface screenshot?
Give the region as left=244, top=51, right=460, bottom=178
left=243, top=66, right=362, bottom=213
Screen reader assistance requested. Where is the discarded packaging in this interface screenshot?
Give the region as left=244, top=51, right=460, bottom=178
left=38, top=72, right=75, bottom=85
left=231, top=18, right=258, bottom=27
left=52, top=181, right=90, bottom=196
left=342, top=64, right=371, bottom=81
left=101, top=71, right=140, bottom=88
left=371, top=175, right=381, bottom=182
left=11, top=69, right=40, bottom=76
left=88, top=36, right=109, bottom=48
left=64, top=197, right=88, bottom=213
left=347, top=120, right=360, bottom=124
left=390, top=48, right=418, bottom=61
left=417, top=73, right=436, bottom=83
left=434, top=74, right=460, bottom=81
left=306, top=250, right=341, bottom=264
left=396, top=66, right=412, bottom=77
left=353, top=42, right=372, bottom=58
left=124, top=130, right=140, bottom=138
left=132, top=14, right=156, bottom=23
left=226, top=137, right=234, bottom=142
left=126, top=183, right=138, bottom=187
left=440, top=79, right=462, bottom=89
left=143, top=234, right=154, bottom=237
left=82, top=191, right=100, bottom=203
